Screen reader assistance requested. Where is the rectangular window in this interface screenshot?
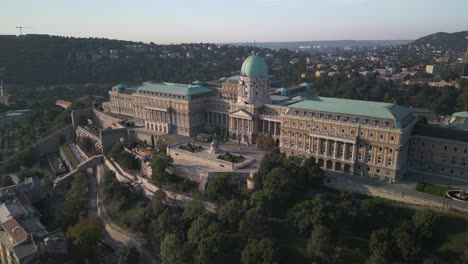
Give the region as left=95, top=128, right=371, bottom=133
left=367, top=154, right=372, bottom=162
left=377, top=156, right=382, bottom=164
left=387, top=158, right=392, bottom=166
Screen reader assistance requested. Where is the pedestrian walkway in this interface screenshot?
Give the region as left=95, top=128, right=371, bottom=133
left=324, top=171, right=468, bottom=213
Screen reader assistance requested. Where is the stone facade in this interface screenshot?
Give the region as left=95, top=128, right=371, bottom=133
left=409, top=124, right=468, bottom=178
left=104, top=53, right=468, bottom=182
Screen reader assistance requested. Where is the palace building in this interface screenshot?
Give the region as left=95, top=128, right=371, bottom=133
left=104, top=52, right=437, bottom=182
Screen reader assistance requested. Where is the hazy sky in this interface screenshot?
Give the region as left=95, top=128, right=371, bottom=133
left=2, top=0, right=468, bottom=44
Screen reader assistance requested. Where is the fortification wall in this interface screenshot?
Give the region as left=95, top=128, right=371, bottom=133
left=34, top=125, right=74, bottom=154
left=100, top=128, right=127, bottom=154
left=93, top=109, right=125, bottom=129
left=71, top=109, right=93, bottom=127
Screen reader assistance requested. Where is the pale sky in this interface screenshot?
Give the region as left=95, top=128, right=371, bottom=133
left=1, top=0, right=468, bottom=44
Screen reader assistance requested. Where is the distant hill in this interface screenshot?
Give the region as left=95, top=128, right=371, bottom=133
left=411, top=31, right=468, bottom=51
left=227, top=40, right=412, bottom=50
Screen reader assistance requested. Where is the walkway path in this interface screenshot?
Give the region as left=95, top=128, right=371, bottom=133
left=324, top=170, right=468, bottom=213
left=95, top=164, right=160, bottom=264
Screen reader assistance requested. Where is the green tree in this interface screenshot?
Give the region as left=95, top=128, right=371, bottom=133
left=188, top=214, right=229, bottom=264
left=151, top=154, right=173, bottom=186
left=67, top=217, right=104, bottom=256
left=205, top=173, right=236, bottom=202
left=183, top=199, right=205, bottom=222
left=287, top=195, right=336, bottom=235
left=218, top=199, right=244, bottom=226
left=117, top=246, right=140, bottom=264
left=15, top=147, right=39, bottom=168
left=241, top=238, right=280, bottom=264
left=367, top=229, right=393, bottom=264
left=263, top=167, right=294, bottom=199
left=393, top=221, right=423, bottom=264
left=253, top=150, right=285, bottom=189
left=239, top=208, right=271, bottom=239
left=249, top=189, right=277, bottom=216
left=61, top=171, right=88, bottom=228
left=160, top=234, right=185, bottom=264
left=412, top=208, right=438, bottom=241
left=307, top=225, right=336, bottom=264
left=151, top=189, right=168, bottom=214
left=18, top=169, right=44, bottom=182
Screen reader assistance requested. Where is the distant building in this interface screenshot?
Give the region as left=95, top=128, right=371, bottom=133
left=55, top=100, right=72, bottom=109
left=0, top=186, right=67, bottom=264
left=425, top=64, right=448, bottom=76
left=448, top=111, right=468, bottom=130
left=452, top=62, right=468, bottom=77
left=409, top=124, right=468, bottom=178
left=428, top=80, right=454, bottom=87
left=0, top=110, right=32, bottom=128
left=98, top=52, right=468, bottom=182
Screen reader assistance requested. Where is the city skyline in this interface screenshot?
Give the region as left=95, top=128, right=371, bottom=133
left=2, top=0, right=468, bottom=44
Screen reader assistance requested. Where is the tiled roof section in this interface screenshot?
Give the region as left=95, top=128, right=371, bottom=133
left=287, top=96, right=414, bottom=127
left=1, top=218, right=28, bottom=245
left=413, top=124, right=468, bottom=142
left=136, top=81, right=214, bottom=96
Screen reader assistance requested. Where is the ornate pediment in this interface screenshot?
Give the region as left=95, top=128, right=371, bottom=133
left=230, top=109, right=254, bottom=119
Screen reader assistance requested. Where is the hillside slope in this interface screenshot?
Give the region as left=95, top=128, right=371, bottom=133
left=411, top=31, right=468, bottom=51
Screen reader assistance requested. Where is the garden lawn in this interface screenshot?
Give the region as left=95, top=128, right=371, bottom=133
left=415, top=182, right=448, bottom=197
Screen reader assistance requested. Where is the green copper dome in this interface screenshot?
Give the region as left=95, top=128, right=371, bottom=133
left=240, top=53, right=268, bottom=79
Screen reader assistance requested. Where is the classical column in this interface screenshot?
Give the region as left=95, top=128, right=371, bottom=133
left=342, top=143, right=347, bottom=160
left=334, top=141, right=338, bottom=158
left=317, top=138, right=321, bottom=155
left=273, top=122, right=277, bottom=136
left=268, top=121, right=271, bottom=134
left=383, top=147, right=388, bottom=167
left=325, top=140, right=330, bottom=156
left=352, top=144, right=357, bottom=161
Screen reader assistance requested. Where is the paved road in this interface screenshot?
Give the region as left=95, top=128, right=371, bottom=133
left=324, top=170, right=468, bottom=212
left=95, top=164, right=160, bottom=264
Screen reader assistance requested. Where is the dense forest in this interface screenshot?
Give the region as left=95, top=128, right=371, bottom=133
left=97, top=148, right=468, bottom=264
left=0, top=36, right=252, bottom=85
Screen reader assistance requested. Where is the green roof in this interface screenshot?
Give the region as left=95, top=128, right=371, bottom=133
left=287, top=97, right=413, bottom=126
left=241, top=53, right=268, bottom=79
left=136, top=81, right=213, bottom=97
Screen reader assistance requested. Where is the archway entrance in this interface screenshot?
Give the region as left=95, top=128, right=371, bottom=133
left=344, top=164, right=351, bottom=173
left=318, top=159, right=324, bottom=167
left=335, top=162, right=342, bottom=171
left=326, top=160, right=333, bottom=169
left=310, top=157, right=316, bottom=165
